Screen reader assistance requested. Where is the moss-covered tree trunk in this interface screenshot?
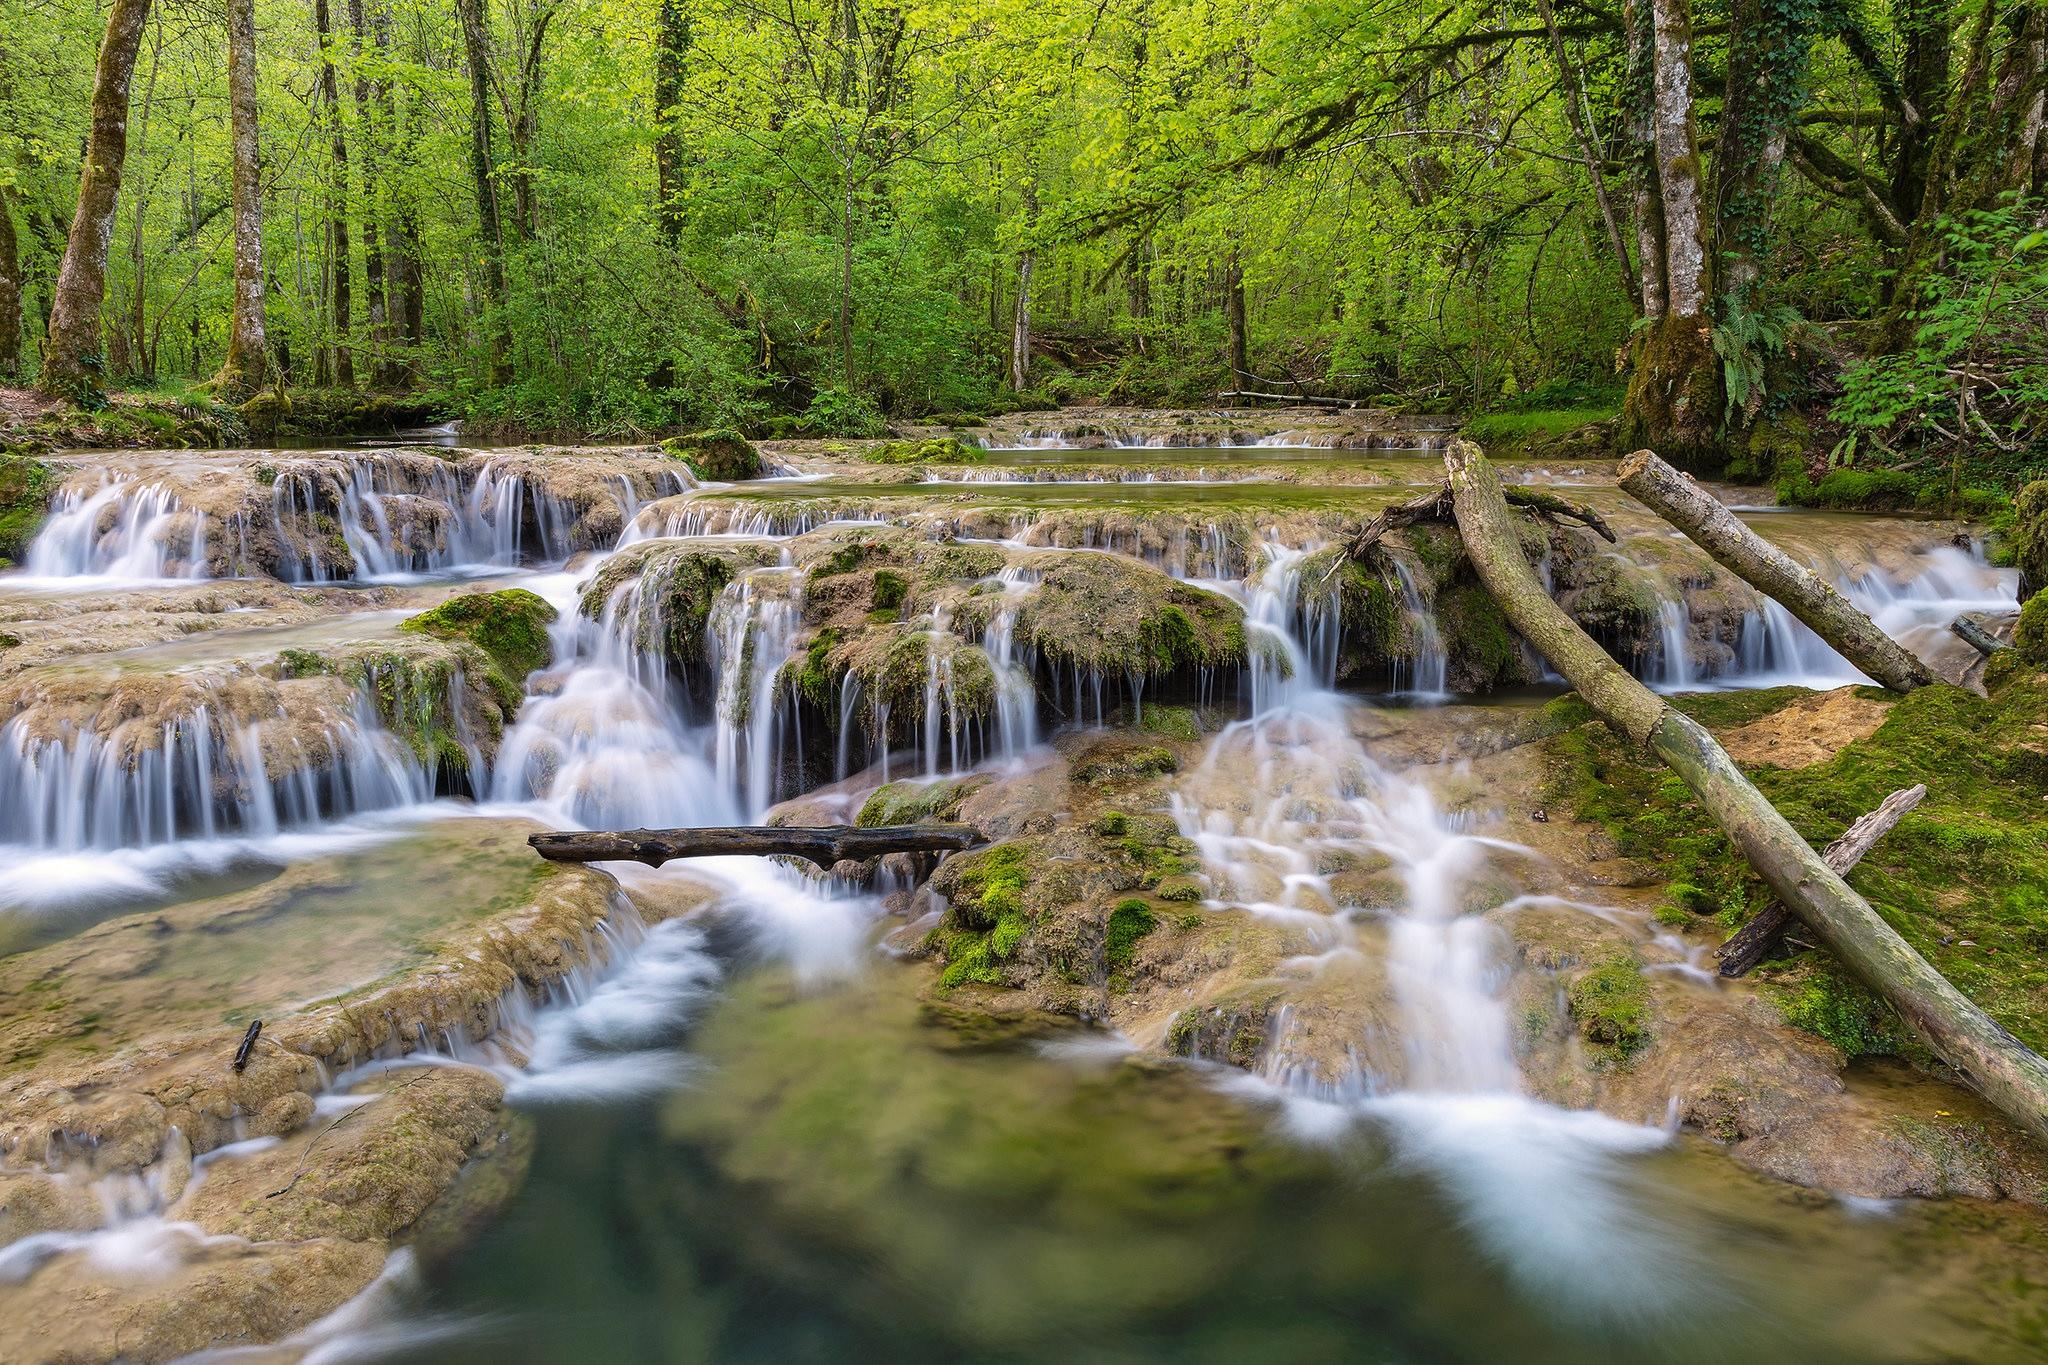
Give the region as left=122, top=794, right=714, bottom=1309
left=214, top=0, right=267, bottom=399
left=456, top=0, right=509, bottom=385
left=1448, top=440, right=2048, bottom=1148
left=40, top=0, right=153, bottom=397
left=1711, top=0, right=1813, bottom=313
left=0, top=186, right=19, bottom=379
left=314, top=0, right=352, bottom=387
left=347, top=0, right=388, bottom=383
left=654, top=0, right=692, bottom=247
left=1621, top=0, right=1720, bottom=461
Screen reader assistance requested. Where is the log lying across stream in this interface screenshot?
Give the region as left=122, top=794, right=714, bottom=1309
left=530, top=824, right=982, bottom=869
left=1447, top=440, right=2048, bottom=1146
left=1616, top=448, right=1936, bottom=692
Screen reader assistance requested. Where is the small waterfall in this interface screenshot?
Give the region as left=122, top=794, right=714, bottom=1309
left=21, top=479, right=208, bottom=583
left=980, top=567, right=1041, bottom=761
left=0, top=693, right=432, bottom=853
left=1388, top=560, right=1448, bottom=699
left=1654, top=598, right=1696, bottom=690
left=708, top=570, right=805, bottom=816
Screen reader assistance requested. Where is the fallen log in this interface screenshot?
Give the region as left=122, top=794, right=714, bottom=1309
left=1950, top=614, right=2008, bottom=657
left=1616, top=449, right=1935, bottom=692
left=1503, top=485, right=1618, bottom=543
left=1215, top=389, right=1361, bottom=408
left=528, top=824, right=981, bottom=869
left=1716, top=784, right=1926, bottom=977
left=1343, top=485, right=1451, bottom=559
left=1446, top=440, right=2048, bottom=1145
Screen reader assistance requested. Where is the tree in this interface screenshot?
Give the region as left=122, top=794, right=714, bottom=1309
left=39, top=0, right=153, bottom=397
left=214, top=0, right=266, bottom=397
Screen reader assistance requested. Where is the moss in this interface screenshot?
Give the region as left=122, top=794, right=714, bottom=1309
left=240, top=389, right=442, bottom=440
left=1021, top=556, right=1247, bottom=678
left=399, top=589, right=556, bottom=695
left=662, top=428, right=762, bottom=481
left=1770, top=961, right=1910, bottom=1061
left=871, top=569, right=909, bottom=612
left=1435, top=580, right=1525, bottom=689
left=1073, top=744, right=1178, bottom=782
left=933, top=843, right=1033, bottom=989
left=274, top=649, right=334, bottom=680
left=1154, top=875, right=1206, bottom=903
left=1092, top=811, right=1130, bottom=837
left=1104, top=898, right=1158, bottom=982
left=1541, top=676, right=2048, bottom=1054
left=2013, top=482, right=2048, bottom=598
left=855, top=775, right=984, bottom=828
left=2016, top=591, right=2048, bottom=666
left=789, top=627, right=845, bottom=709
left=0, top=453, right=53, bottom=567
left=583, top=542, right=765, bottom=666
left=857, top=437, right=986, bottom=466
left=1567, top=954, right=1651, bottom=1062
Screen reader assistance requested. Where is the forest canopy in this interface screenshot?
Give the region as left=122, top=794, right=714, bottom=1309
left=0, top=0, right=2044, bottom=481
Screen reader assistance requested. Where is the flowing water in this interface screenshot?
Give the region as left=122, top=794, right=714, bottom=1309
left=0, top=435, right=2042, bottom=1363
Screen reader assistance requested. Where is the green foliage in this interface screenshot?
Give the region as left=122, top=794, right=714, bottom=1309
left=1711, top=300, right=1807, bottom=425
left=800, top=388, right=887, bottom=438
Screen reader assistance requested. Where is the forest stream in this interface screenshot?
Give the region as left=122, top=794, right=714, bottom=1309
left=0, top=411, right=2044, bottom=1362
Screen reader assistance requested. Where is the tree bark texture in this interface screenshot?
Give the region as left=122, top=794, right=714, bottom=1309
left=456, top=0, right=508, bottom=383
left=314, top=0, right=353, bottom=387
left=217, top=0, right=267, bottom=398
left=528, top=824, right=981, bottom=869
left=654, top=0, right=692, bottom=246
left=1617, top=449, right=1935, bottom=690
left=348, top=0, right=388, bottom=378
left=40, top=0, right=154, bottom=396
left=1446, top=439, right=2048, bottom=1148
left=0, top=187, right=20, bottom=378
left=1716, top=784, right=1926, bottom=976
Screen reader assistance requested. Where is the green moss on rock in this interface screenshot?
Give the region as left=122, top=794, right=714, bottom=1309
left=399, top=589, right=556, bottom=695
left=0, top=454, right=53, bottom=568
left=856, top=775, right=987, bottom=828
left=663, top=429, right=762, bottom=481
left=857, top=437, right=986, bottom=466
left=1021, top=556, right=1246, bottom=678
left=1567, top=954, right=1651, bottom=1063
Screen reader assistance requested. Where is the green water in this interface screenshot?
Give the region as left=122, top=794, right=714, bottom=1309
left=390, top=955, right=2048, bottom=1364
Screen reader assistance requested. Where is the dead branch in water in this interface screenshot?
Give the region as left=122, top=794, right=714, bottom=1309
left=529, top=824, right=981, bottom=869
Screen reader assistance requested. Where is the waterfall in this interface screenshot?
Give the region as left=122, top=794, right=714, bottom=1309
left=1654, top=598, right=1696, bottom=690
left=980, top=566, right=1041, bottom=761
left=1388, top=559, right=1448, bottom=699
left=708, top=570, right=806, bottom=816
left=21, top=479, right=209, bottom=584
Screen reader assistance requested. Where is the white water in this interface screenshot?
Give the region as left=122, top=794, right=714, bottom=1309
left=16, top=479, right=208, bottom=585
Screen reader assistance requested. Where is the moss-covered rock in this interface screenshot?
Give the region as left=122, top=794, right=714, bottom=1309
left=2016, top=589, right=2048, bottom=666
left=856, top=437, right=986, bottom=466
left=241, top=389, right=444, bottom=440
left=581, top=541, right=772, bottom=665
left=856, top=774, right=990, bottom=827
left=1566, top=953, right=1651, bottom=1064
left=663, top=428, right=763, bottom=481
left=0, top=452, right=52, bottom=568
left=399, top=588, right=556, bottom=695
left=1019, top=555, right=1246, bottom=678
left=929, top=842, right=1034, bottom=988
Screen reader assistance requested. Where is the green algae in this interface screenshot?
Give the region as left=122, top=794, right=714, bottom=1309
left=399, top=589, right=556, bottom=696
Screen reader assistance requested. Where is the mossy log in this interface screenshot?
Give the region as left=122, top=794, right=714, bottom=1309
left=1716, top=784, right=1926, bottom=977
left=1950, top=615, right=2007, bottom=658
left=1447, top=440, right=2048, bottom=1146
left=1617, top=448, right=1934, bottom=691
left=529, top=824, right=980, bottom=869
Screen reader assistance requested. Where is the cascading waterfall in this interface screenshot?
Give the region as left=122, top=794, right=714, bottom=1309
left=1387, top=559, right=1448, bottom=698
left=708, top=570, right=806, bottom=813
left=21, top=479, right=209, bottom=584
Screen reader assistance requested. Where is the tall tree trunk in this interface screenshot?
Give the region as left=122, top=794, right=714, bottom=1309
left=1712, top=0, right=1813, bottom=312
left=315, top=0, right=353, bottom=387
left=1010, top=181, right=1036, bottom=393
left=838, top=170, right=857, bottom=390
left=373, top=5, right=423, bottom=377
left=653, top=0, right=691, bottom=246
left=0, top=187, right=19, bottom=378
left=40, top=0, right=154, bottom=397
left=348, top=0, right=387, bottom=384
left=456, top=0, right=508, bottom=384
left=1224, top=247, right=1249, bottom=387
left=124, top=27, right=160, bottom=383
left=1892, top=0, right=1951, bottom=227
left=1622, top=0, right=1719, bottom=461
left=216, top=0, right=267, bottom=398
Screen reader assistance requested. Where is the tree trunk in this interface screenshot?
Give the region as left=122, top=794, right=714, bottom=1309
left=1617, top=449, right=1936, bottom=690
left=0, top=185, right=20, bottom=379
left=1625, top=0, right=1669, bottom=320
left=1224, top=247, right=1249, bottom=387
left=528, top=824, right=980, bottom=869
left=1010, top=179, right=1036, bottom=393
left=1891, top=0, right=1950, bottom=228
left=1447, top=440, right=2048, bottom=1149
left=1622, top=0, right=1718, bottom=458
left=1711, top=0, right=1812, bottom=311
left=315, top=0, right=353, bottom=387
left=215, top=0, right=267, bottom=398
left=1717, top=784, right=1927, bottom=975
left=456, top=0, right=508, bottom=384
left=653, top=0, right=691, bottom=246
left=348, top=0, right=387, bottom=383
left=374, top=4, right=424, bottom=374
left=40, top=0, right=154, bottom=397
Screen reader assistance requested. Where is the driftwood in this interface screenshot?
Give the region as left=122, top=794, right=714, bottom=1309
left=232, top=1019, right=263, bottom=1073
left=1716, top=784, right=1927, bottom=977
left=528, top=824, right=981, bottom=869
left=1503, top=485, right=1618, bottom=542
left=1950, top=614, right=2008, bottom=657
left=1215, top=389, right=1364, bottom=408
left=1446, top=440, right=2048, bottom=1145
left=1343, top=486, right=1452, bottom=559
left=1617, top=449, right=1935, bottom=692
